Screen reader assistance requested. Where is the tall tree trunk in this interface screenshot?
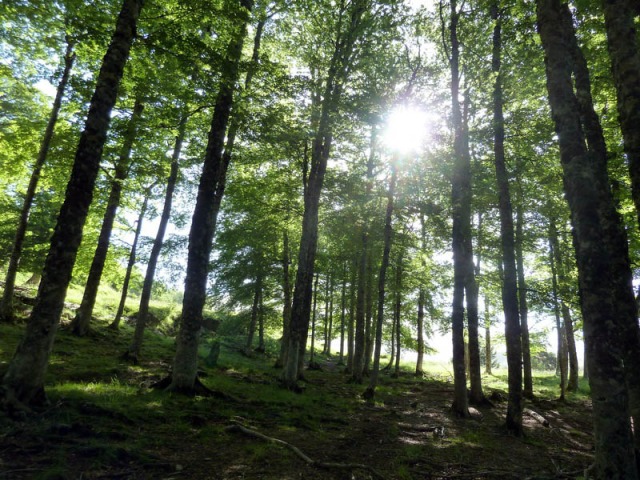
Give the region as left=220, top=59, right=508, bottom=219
left=416, top=288, right=425, bottom=376
left=309, top=273, right=319, bottom=366
left=0, top=38, right=76, bottom=323
left=327, top=275, right=334, bottom=355
left=110, top=186, right=151, bottom=330
left=246, top=273, right=263, bottom=353
left=515, top=201, right=533, bottom=398
left=276, top=229, right=292, bottom=368
left=448, top=0, right=470, bottom=418
left=491, top=3, right=521, bottom=431
left=549, top=219, right=567, bottom=401
left=170, top=0, right=252, bottom=392
left=346, top=257, right=357, bottom=373
left=537, top=0, right=639, bottom=475
left=393, top=257, right=402, bottom=378
left=561, top=302, right=579, bottom=392
left=257, top=288, right=265, bottom=353
left=72, top=97, right=144, bottom=336
left=484, top=298, right=492, bottom=375
left=351, top=127, right=377, bottom=383
left=338, top=261, right=347, bottom=365
left=282, top=1, right=368, bottom=389
left=125, top=116, right=186, bottom=354
left=0, top=0, right=142, bottom=408
left=363, top=165, right=397, bottom=400
left=601, top=0, right=640, bottom=230
left=363, top=254, right=375, bottom=374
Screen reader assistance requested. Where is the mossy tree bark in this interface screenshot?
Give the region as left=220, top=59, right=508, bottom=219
left=0, top=0, right=143, bottom=407
left=537, top=0, right=639, bottom=475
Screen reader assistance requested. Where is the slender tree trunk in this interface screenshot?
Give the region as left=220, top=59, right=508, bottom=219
left=491, top=3, right=521, bottom=430
left=323, top=274, right=330, bottom=354
left=246, top=274, right=263, bottom=353
left=0, top=0, right=142, bottom=407
left=282, top=1, right=367, bottom=389
left=363, top=254, right=375, bottom=374
left=125, top=116, right=186, bottom=354
left=346, top=257, right=357, bottom=373
left=110, top=187, right=151, bottom=330
left=393, top=258, right=402, bottom=378
left=561, top=302, right=579, bottom=391
left=537, top=0, right=638, bottom=475
left=549, top=220, right=567, bottom=400
left=338, top=262, right=347, bottom=365
left=363, top=165, right=397, bottom=400
left=416, top=288, right=425, bottom=376
left=601, top=0, right=640, bottom=230
left=484, top=298, right=492, bottom=375
left=327, top=275, right=334, bottom=355
left=170, top=0, right=252, bottom=392
left=352, top=128, right=377, bottom=383
left=72, top=97, right=144, bottom=336
left=0, top=38, right=76, bottom=323
left=449, top=0, right=470, bottom=418
left=257, top=289, right=265, bottom=353
left=309, top=273, right=319, bottom=366
left=276, top=229, right=292, bottom=368
left=515, top=201, right=533, bottom=397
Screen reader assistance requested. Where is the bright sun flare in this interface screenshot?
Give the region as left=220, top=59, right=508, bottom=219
left=382, top=105, right=430, bottom=154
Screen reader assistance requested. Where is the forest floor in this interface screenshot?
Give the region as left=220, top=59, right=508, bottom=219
left=0, top=314, right=594, bottom=480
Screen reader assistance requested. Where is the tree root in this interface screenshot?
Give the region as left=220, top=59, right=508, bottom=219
left=150, top=375, right=236, bottom=401
left=225, top=423, right=386, bottom=479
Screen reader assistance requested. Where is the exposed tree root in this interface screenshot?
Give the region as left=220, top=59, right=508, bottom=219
left=150, top=375, right=236, bottom=401
left=225, top=423, right=386, bottom=479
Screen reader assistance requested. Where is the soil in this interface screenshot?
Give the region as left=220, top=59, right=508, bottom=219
left=0, top=350, right=594, bottom=480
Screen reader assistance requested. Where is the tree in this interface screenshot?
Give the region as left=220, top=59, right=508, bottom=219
left=537, top=0, right=639, bottom=475
left=71, top=96, right=144, bottom=336
left=281, top=0, right=371, bottom=389
left=0, top=36, right=75, bottom=323
left=169, top=0, right=253, bottom=393
left=490, top=1, right=522, bottom=434
left=1, top=0, right=143, bottom=409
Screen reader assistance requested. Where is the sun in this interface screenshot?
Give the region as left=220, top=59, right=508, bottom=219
left=382, top=105, right=430, bottom=154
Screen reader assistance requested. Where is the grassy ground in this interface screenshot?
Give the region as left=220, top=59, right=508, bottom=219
left=0, top=288, right=594, bottom=479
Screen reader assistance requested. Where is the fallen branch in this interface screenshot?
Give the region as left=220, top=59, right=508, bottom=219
left=225, top=423, right=386, bottom=479
left=524, top=408, right=550, bottom=427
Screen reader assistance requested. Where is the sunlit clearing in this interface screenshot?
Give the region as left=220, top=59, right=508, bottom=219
left=382, top=105, right=430, bottom=154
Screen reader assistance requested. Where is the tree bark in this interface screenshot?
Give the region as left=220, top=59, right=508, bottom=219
left=484, top=298, right=492, bottom=375
left=0, top=37, right=76, bottom=323
left=346, top=257, right=357, bottom=373
left=549, top=223, right=567, bottom=401
left=449, top=0, right=470, bottom=418
left=601, top=0, right=640, bottom=230
left=72, top=97, right=144, bottom=336
left=491, top=3, right=521, bottom=432
left=416, top=288, right=425, bottom=376
left=170, top=0, right=252, bottom=392
left=537, top=0, right=639, bottom=475
left=125, top=116, right=186, bottom=352
left=1, top=0, right=142, bottom=407
left=309, top=273, right=319, bottom=366
left=364, top=165, right=397, bottom=400
left=246, top=273, right=263, bottom=353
